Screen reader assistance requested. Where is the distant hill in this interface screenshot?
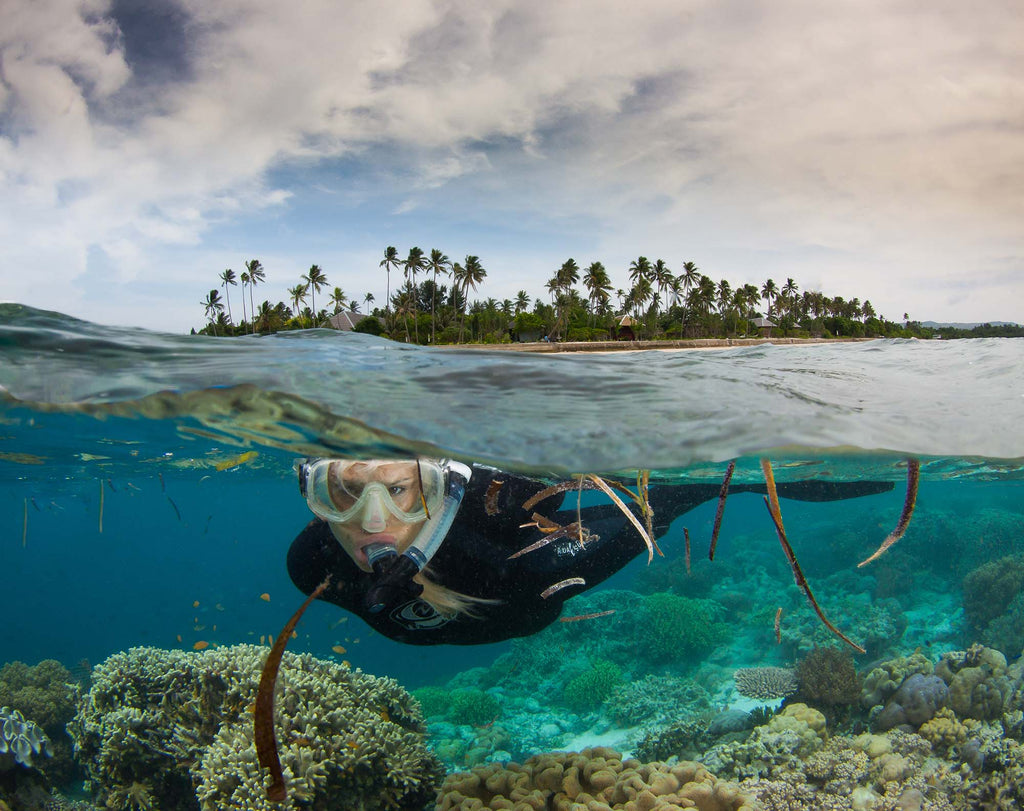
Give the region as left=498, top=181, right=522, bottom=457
left=921, top=320, right=1020, bottom=329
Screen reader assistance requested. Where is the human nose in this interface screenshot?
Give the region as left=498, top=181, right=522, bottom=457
left=359, top=489, right=389, bottom=533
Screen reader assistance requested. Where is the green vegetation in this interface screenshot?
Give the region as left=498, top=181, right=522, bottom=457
left=195, top=248, right=1009, bottom=342
left=640, top=593, right=729, bottom=663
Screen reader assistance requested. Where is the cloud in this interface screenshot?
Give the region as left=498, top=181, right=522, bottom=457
left=1, top=0, right=1022, bottom=328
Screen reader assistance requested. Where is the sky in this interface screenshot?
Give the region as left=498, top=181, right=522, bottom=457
left=1, top=0, right=1022, bottom=333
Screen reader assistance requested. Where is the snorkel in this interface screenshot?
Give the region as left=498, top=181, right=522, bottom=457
left=363, top=460, right=472, bottom=613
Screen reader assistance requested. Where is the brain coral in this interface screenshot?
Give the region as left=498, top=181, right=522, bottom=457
left=437, top=746, right=756, bottom=811
left=69, top=644, right=442, bottom=811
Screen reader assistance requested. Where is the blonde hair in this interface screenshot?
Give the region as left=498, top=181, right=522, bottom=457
left=413, top=567, right=501, bottom=618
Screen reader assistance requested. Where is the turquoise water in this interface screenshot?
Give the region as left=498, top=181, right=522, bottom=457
left=2, top=303, right=1024, bottom=809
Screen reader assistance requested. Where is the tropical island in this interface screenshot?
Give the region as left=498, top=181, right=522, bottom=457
left=196, top=248, right=1022, bottom=344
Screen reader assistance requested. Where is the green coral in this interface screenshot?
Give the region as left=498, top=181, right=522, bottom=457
left=563, top=659, right=623, bottom=713
left=639, top=592, right=728, bottom=663
left=411, top=685, right=450, bottom=719
left=448, top=689, right=501, bottom=727
left=69, top=644, right=443, bottom=811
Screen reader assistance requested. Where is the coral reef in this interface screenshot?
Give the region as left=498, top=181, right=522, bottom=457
left=873, top=673, right=949, bottom=731
left=68, top=645, right=442, bottom=811
left=606, top=675, right=713, bottom=728
left=733, top=667, right=798, bottom=701
left=641, top=593, right=729, bottom=664
left=961, top=554, right=1024, bottom=638
left=436, top=746, right=756, bottom=810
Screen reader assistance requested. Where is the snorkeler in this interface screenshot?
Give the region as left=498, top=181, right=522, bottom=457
left=287, top=459, right=893, bottom=645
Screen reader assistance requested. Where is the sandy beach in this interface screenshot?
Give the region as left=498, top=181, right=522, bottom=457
left=442, top=336, right=877, bottom=354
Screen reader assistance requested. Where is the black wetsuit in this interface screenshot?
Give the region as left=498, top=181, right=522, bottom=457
left=287, top=465, right=892, bottom=646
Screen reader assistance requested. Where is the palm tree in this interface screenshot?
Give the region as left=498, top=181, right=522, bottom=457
left=514, top=290, right=531, bottom=315
left=329, top=286, right=347, bottom=314
left=288, top=283, right=309, bottom=323
left=582, top=261, right=611, bottom=330
left=780, top=277, right=799, bottom=319
left=239, top=271, right=250, bottom=328
left=202, top=289, right=224, bottom=335
left=348, top=300, right=360, bottom=313
left=245, top=259, right=265, bottom=334
left=652, top=259, right=673, bottom=323
left=628, top=256, right=653, bottom=286
left=380, top=247, right=400, bottom=318
left=427, top=248, right=451, bottom=344
left=404, top=247, right=426, bottom=342
left=302, top=265, right=328, bottom=322
left=457, top=255, right=487, bottom=342
left=364, top=292, right=375, bottom=312
left=761, top=279, right=778, bottom=318
left=679, top=261, right=701, bottom=297
left=219, top=269, right=237, bottom=325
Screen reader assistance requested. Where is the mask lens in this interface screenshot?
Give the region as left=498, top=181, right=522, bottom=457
left=304, top=459, right=444, bottom=523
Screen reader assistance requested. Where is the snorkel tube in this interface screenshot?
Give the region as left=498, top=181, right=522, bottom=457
left=364, top=461, right=472, bottom=614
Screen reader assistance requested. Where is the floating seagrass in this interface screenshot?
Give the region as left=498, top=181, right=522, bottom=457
left=255, top=575, right=330, bottom=802
left=708, top=459, right=735, bottom=561
left=761, top=458, right=866, bottom=655
left=858, top=458, right=921, bottom=567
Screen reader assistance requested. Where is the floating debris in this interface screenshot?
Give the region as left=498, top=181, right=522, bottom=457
left=98, top=479, right=104, bottom=534
left=22, top=498, right=27, bottom=547
left=214, top=450, right=258, bottom=471
left=708, top=460, right=735, bottom=561
left=559, top=609, right=616, bottom=623
left=684, top=527, right=691, bottom=575
left=585, top=474, right=657, bottom=562
left=484, top=479, right=504, bottom=515
left=106, top=478, right=116, bottom=492
left=774, top=607, right=783, bottom=645
left=540, top=577, right=586, bottom=599
left=255, top=576, right=330, bottom=802
left=858, top=458, right=921, bottom=567
left=159, top=472, right=165, bottom=492
left=166, top=495, right=181, bottom=521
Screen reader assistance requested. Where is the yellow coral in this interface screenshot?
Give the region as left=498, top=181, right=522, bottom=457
left=771, top=703, right=828, bottom=740
left=918, top=708, right=967, bottom=750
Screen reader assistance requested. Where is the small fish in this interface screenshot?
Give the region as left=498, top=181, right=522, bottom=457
left=328, top=616, right=348, bottom=629
left=176, top=634, right=182, bottom=643
left=331, top=645, right=347, bottom=655
left=212, top=624, right=217, bottom=632
left=106, top=478, right=117, bottom=492
left=194, top=624, right=206, bottom=631
left=215, top=603, right=225, bottom=611
left=260, top=635, right=266, bottom=645
left=193, top=600, right=200, bottom=608
left=259, top=593, right=271, bottom=602
left=193, top=641, right=209, bottom=651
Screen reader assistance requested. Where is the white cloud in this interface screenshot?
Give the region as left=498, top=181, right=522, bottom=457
left=1, top=0, right=1022, bottom=329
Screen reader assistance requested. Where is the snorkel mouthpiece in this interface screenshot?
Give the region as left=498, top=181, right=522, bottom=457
left=364, top=542, right=398, bottom=576
left=363, top=461, right=472, bottom=614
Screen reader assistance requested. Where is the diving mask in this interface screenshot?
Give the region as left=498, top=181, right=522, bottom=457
left=298, top=458, right=446, bottom=525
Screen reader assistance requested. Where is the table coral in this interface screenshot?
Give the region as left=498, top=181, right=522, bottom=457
left=68, top=644, right=442, bottom=811
left=436, top=746, right=757, bottom=811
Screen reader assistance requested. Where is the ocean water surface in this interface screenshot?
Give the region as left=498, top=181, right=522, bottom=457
left=1, top=303, right=1023, bottom=810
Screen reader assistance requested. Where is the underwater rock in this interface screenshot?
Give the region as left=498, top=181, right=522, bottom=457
left=437, top=746, right=756, bottom=810
left=69, top=644, right=442, bottom=811
left=873, top=673, right=949, bottom=731
left=860, top=651, right=933, bottom=710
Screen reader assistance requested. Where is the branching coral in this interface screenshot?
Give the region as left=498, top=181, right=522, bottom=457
left=69, top=644, right=442, bottom=811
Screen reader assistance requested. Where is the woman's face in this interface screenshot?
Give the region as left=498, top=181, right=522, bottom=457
left=325, top=461, right=427, bottom=572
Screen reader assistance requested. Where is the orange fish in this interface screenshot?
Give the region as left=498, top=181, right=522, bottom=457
left=176, top=634, right=182, bottom=643
left=259, top=593, right=271, bottom=602
left=259, top=635, right=266, bottom=645
left=192, top=600, right=200, bottom=608
left=331, top=645, right=347, bottom=655
left=193, top=641, right=209, bottom=651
